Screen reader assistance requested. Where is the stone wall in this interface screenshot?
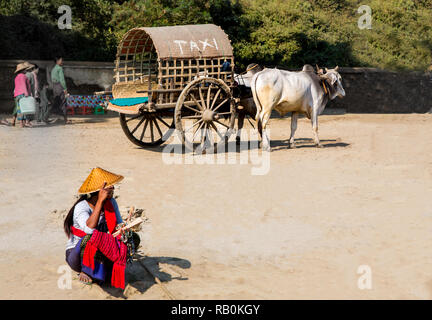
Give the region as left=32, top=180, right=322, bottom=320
left=1, top=61, right=431, bottom=113
left=329, top=67, right=432, bottom=113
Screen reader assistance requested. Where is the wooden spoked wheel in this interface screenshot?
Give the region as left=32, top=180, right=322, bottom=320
left=119, top=111, right=174, bottom=147
left=175, top=77, right=236, bottom=153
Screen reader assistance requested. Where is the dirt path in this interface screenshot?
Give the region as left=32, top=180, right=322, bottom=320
left=1, top=113, right=432, bottom=299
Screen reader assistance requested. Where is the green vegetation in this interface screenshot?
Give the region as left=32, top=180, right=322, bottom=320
left=1, top=0, right=431, bottom=71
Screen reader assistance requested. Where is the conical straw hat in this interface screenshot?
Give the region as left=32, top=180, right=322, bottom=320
left=23, top=61, right=35, bottom=70
left=14, top=61, right=35, bottom=73
left=78, top=167, right=124, bottom=194
left=15, top=63, right=28, bottom=73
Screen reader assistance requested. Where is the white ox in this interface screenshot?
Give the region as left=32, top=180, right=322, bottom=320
left=251, top=65, right=346, bottom=151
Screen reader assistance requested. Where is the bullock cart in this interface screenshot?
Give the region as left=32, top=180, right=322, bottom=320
left=106, top=24, right=242, bottom=151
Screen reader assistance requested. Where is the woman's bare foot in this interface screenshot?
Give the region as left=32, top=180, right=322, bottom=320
left=79, top=272, right=92, bottom=285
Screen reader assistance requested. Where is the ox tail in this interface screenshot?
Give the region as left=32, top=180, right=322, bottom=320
left=251, top=72, right=263, bottom=123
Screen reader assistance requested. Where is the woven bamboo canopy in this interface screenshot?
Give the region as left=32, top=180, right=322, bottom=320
left=113, top=24, right=235, bottom=98
left=118, top=24, right=233, bottom=59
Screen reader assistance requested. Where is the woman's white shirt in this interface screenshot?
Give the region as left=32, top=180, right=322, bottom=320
left=66, top=198, right=123, bottom=250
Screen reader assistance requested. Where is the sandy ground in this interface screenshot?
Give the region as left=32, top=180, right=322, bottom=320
left=1, top=112, right=432, bottom=300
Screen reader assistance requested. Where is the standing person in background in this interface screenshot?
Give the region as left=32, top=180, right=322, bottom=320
left=26, top=64, right=40, bottom=122
left=12, top=62, right=33, bottom=128
left=51, top=56, right=69, bottom=124
left=39, top=82, right=56, bottom=124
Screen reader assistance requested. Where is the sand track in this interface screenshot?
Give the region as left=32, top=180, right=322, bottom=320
left=1, top=113, right=432, bottom=299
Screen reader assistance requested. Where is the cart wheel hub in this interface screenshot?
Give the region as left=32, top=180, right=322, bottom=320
left=202, top=109, right=218, bottom=122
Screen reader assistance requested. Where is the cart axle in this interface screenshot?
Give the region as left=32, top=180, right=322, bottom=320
left=202, top=109, right=219, bottom=122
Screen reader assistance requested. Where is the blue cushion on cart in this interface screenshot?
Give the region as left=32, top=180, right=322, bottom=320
left=109, top=97, right=149, bottom=106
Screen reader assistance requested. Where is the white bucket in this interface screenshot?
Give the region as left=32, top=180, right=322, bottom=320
left=19, top=96, right=36, bottom=115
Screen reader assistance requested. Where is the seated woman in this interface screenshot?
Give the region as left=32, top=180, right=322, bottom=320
left=63, top=167, right=140, bottom=289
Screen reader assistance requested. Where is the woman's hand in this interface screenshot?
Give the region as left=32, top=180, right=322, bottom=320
left=97, top=182, right=113, bottom=203
left=86, top=182, right=113, bottom=229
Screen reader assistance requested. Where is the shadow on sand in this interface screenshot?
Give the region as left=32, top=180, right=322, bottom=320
left=0, top=114, right=115, bottom=128
left=37, top=114, right=115, bottom=127
left=128, top=136, right=350, bottom=155
left=271, top=138, right=350, bottom=151
left=99, top=254, right=191, bottom=299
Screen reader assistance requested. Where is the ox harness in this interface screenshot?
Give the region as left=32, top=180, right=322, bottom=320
left=321, top=80, right=329, bottom=96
